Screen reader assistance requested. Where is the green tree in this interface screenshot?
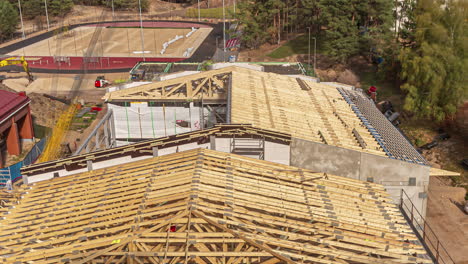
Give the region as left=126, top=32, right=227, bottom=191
left=237, top=0, right=271, bottom=49
left=0, top=0, right=19, bottom=40
left=396, top=0, right=417, bottom=46
left=236, top=0, right=394, bottom=62
left=21, top=0, right=73, bottom=18
left=48, top=0, right=74, bottom=16
left=112, top=0, right=149, bottom=11
left=399, top=0, right=467, bottom=121
left=317, top=0, right=360, bottom=62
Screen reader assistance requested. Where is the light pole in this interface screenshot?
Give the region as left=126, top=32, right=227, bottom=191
left=138, top=0, right=146, bottom=61
left=312, top=36, right=317, bottom=75
left=44, top=0, right=50, bottom=31
left=307, top=27, right=311, bottom=70
left=17, top=0, right=25, bottom=39
left=197, top=0, right=200, bottom=22
left=111, top=0, right=115, bottom=20
left=222, top=0, right=226, bottom=61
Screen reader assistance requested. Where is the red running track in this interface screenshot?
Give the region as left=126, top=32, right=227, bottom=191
left=25, top=56, right=185, bottom=71
left=84, top=21, right=212, bottom=28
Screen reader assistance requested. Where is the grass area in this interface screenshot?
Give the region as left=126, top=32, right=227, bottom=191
left=359, top=72, right=402, bottom=104
left=71, top=106, right=100, bottom=131
left=267, top=34, right=325, bottom=59
left=113, top=79, right=128, bottom=84
left=399, top=120, right=438, bottom=147
left=186, top=7, right=237, bottom=19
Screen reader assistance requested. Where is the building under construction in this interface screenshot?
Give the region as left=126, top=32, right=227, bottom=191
left=2, top=64, right=458, bottom=263
left=7, top=149, right=434, bottom=263
left=87, top=66, right=437, bottom=214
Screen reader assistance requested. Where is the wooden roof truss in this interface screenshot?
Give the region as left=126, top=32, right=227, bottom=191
left=103, top=69, right=232, bottom=102
left=1, top=149, right=430, bottom=263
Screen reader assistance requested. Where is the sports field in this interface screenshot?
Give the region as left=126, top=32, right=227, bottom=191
left=2, top=21, right=214, bottom=71
left=9, top=26, right=212, bottom=58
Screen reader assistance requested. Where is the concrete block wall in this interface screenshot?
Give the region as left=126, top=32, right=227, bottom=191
left=290, top=138, right=430, bottom=217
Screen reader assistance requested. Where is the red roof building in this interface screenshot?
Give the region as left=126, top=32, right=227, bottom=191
left=0, top=90, right=34, bottom=167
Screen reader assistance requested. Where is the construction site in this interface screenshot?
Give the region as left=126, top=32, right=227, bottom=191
left=0, top=2, right=467, bottom=264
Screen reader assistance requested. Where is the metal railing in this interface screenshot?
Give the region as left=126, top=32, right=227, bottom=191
left=399, top=189, right=455, bottom=264
left=74, top=109, right=115, bottom=156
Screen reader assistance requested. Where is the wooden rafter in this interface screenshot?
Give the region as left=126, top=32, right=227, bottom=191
left=1, top=149, right=430, bottom=263
left=102, top=68, right=232, bottom=102
left=102, top=66, right=391, bottom=158
left=228, top=67, right=387, bottom=157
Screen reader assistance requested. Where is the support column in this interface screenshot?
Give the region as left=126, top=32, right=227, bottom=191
left=6, top=122, right=21, bottom=156
left=0, top=148, right=4, bottom=167
left=19, top=108, right=34, bottom=140
left=104, top=122, right=109, bottom=148
left=210, top=135, right=216, bottom=150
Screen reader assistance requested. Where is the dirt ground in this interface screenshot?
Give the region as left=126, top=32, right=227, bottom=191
left=8, top=27, right=211, bottom=58
left=426, top=177, right=468, bottom=264
left=238, top=42, right=288, bottom=62
left=3, top=141, right=36, bottom=168
left=1, top=72, right=128, bottom=97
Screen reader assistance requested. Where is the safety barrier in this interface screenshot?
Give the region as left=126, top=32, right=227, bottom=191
left=400, top=189, right=455, bottom=264
left=0, top=138, right=47, bottom=188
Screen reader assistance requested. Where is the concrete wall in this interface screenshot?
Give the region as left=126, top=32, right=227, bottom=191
left=264, top=141, right=290, bottom=165
left=290, top=138, right=430, bottom=216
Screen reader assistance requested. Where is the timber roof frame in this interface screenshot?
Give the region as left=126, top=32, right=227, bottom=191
left=103, top=68, right=232, bottom=103
left=101, top=66, right=428, bottom=165
left=1, top=149, right=430, bottom=264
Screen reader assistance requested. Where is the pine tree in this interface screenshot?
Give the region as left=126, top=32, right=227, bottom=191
left=237, top=0, right=271, bottom=49
left=0, top=0, right=18, bottom=40
left=236, top=0, right=395, bottom=63
left=20, top=0, right=73, bottom=18
left=317, top=0, right=360, bottom=62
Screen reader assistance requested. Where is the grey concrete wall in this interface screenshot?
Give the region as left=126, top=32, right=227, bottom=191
left=291, top=139, right=361, bottom=179
left=290, top=138, right=430, bottom=216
